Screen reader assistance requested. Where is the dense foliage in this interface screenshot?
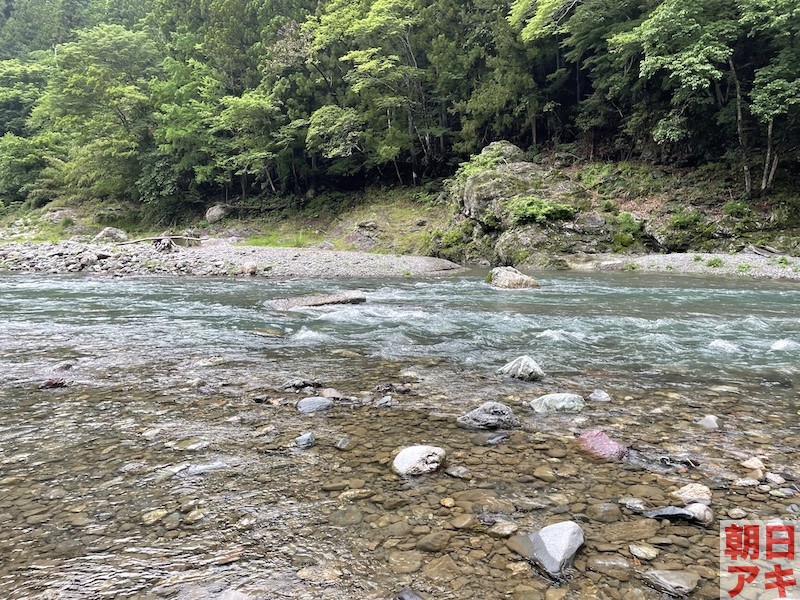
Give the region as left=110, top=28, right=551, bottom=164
left=0, top=0, right=797, bottom=215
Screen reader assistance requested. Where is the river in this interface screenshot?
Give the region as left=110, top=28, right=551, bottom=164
left=0, top=272, right=798, bottom=599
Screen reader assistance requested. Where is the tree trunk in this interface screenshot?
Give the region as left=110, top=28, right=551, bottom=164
left=729, top=58, right=752, bottom=196
left=760, top=118, right=773, bottom=192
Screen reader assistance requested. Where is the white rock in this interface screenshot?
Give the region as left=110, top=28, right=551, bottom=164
left=589, top=389, right=612, bottom=402
left=530, top=393, right=585, bottom=413
left=488, top=266, right=540, bottom=289
left=670, top=483, right=712, bottom=506
left=684, top=503, right=714, bottom=526
left=766, top=472, right=786, bottom=485
left=740, top=457, right=765, bottom=470
left=530, top=521, right=585, bottom=578
left=734, top=478, right=761, bottom=487
left=393, top=445, right=446, bottom=476
left=629, top=543, right=659, bottom=560
left=696, top=415, right=719, bottom=429
left=498, top=356, right=545, bottom=381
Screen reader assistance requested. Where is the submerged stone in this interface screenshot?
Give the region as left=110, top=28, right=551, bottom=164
left=296, top=396, right=334, bottom=413
left=456, top=401, right=520, bottom=430
left=530, top=393, right=585, bottom=413
left=392, top=445, right=446, bottom=476
left=642, top=570, right=700, bottom=597
left=578, top=430, right=628, bottom=461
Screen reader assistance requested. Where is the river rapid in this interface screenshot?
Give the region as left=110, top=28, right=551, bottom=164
left=0, top=271, right=798, bottom=599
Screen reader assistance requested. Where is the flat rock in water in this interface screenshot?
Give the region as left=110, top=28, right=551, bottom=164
left=498, top=355, right=545, bottom=381
left=270, top=292, right=367, bottom=310
left=696, top=414, right=719, bottom=429
left=489, top=266, right=540, bottom=289
left=530, top=393, right=585, bottom=413
left=456, top=401, right=520, bottom=430
left=509, top=521, right=585, bottom=578
left=642, top=570, right=700, bottom=597
left=294, top=432, right=315, bottom=448
left=577, top=430, right=628, bottom=461
left=670, top=483, right=712, bottom=506
left=393, top=445, right=446, bottom=476
left=296, top=396, right=334, bottom=413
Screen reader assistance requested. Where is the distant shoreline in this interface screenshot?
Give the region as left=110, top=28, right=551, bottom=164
left=0, top=239, right=798, bottom=281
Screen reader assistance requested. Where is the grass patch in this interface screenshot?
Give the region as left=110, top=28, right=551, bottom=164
left=706, top=257, right=723, bottom=268
left=736, top=262, right=751, bottom=273
left=506, top=196, right=576, bottom=225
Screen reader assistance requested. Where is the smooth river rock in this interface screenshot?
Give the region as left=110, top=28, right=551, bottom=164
left=497, top=355, right=545, bottom=381
left=488, top=266, right=540, bottom=289
left=670, top=483, right=712, bottom=506
left=392, top=446, right=446, bottom=476
left=530, top=393, right=585, bottom=413
left=642, top=570, right=700, bottom=597
left=577, top=429, right=628, bottom=461
left=508, top=521, right=585, bottom=578
left=296, top=397, right=334, bottom=413
left=456, top=401, right=520, bottom=430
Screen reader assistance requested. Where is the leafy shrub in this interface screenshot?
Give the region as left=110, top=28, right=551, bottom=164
left=723, top=200, right=752, bottom=219
left=736, top=263, right=751, bottom=273
left=600, top=199, right=619, bottom=214
left=506, top=196, right=576, bottom=224
left=706, top=257, right=723, bottom=267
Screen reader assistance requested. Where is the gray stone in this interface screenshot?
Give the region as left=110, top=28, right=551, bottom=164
left=270, top=292, right=367, bottom=310
left=530, top=393, right=585, bottom=413
left=294, top=432, right=315, bottom=448
left=489, top=266, right=540, bottom=289
left=456, top=401, right=520, bottom=430
left=509, top=521, right=585, bottom=578
left=589, top=389, right=613, bottom=402
left=205, top=204, right=228, bottom=223
left=392, top=445, right=446, bottom=476
left=329, top=507, right=363, bottom=526
left=498, top=355, right=546, bottom=381
left=397, top=588, right=429, bottom=600
left=297, top=397, right=334, bottom=413
left=642, top=570, right=700, bottom=597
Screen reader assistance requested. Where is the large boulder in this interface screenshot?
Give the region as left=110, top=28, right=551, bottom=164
left=456, top=402, right=520, bottom=430
left=507, top=521, right=585, bottom=578
left=577, top=429, right=628, bottom=461
left=530, top=393, right=585, bottom=413
left=205, top=204, right=228, bottom=224
left=393, top=445, right=446, bottom=476
left=498, top=355, right=545, bottom=381
left=92, top=227, right=128, bottom=243
left=489, top=266, right=540, bottom=289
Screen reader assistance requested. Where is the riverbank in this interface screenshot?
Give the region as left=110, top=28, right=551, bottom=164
left=0, top=238, right=464, bottom=278
left=1, top=238, right=798, bottom=281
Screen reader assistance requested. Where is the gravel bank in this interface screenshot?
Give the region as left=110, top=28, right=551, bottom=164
left=569, top=250, right=800, bottom=281
left=0, top=239, right=464, bottom=278
left=1, top=239, right=798, bottom=281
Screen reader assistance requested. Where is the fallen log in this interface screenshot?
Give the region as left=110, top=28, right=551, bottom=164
left=117, top=235, right=202, bottom=247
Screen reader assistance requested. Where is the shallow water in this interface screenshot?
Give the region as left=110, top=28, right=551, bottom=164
left=0, top=271, right=798, bottom=599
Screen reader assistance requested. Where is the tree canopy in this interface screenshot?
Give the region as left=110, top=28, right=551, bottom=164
left=0, top=0, right=797, bottom=214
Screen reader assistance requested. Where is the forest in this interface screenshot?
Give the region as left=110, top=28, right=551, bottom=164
left=0, top=0, right=797, bottom=220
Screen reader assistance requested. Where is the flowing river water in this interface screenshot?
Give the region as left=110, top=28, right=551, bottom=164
left=0, top=271, right=798, bottom=599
